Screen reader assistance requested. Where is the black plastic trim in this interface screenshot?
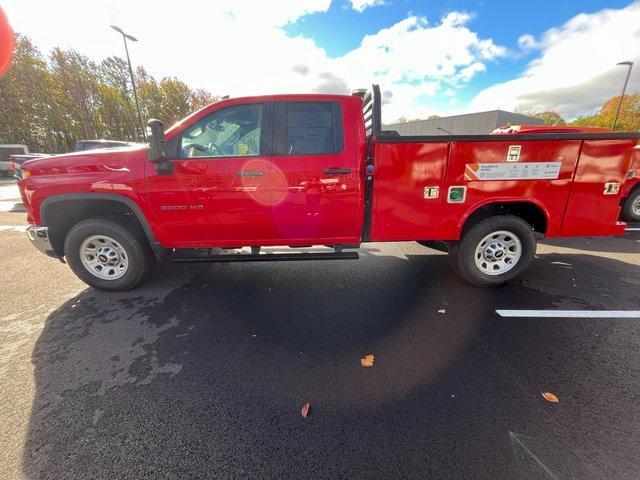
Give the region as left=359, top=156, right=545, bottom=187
left=171, top=251, right=359, bottom=263
left=261, top=102, right=274, bottom=156
left=361, top=84, right=381, bottom=242
left=40, top=193, right=166, bottom=258
left=375, top=132, right=640, bottom=143
left=323, top=168, right=351, bottom=175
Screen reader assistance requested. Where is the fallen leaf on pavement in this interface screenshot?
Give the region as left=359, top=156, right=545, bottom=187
left=541, top=392, right=559, bottom=403
left=301, top=402, right=311, bottom=418
left=360, top=354, right=375, bottom=367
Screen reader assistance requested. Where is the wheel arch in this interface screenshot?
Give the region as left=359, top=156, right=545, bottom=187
left=40, top=193, right=166, bottom=258
left=458, top=199, right=549, bottom=235
left=626, top=180, right=640, bottom=197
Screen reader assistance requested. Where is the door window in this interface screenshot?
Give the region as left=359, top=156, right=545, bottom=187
left=180, top=104, right=263, bottom=158
left=275, top=102, right=343, bottom=155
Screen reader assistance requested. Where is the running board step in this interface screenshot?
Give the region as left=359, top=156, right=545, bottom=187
left=171, top=251, right=359, bottom=263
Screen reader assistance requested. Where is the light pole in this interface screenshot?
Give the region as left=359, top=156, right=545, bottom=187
left=110, top=25, right=146, bottom=141
left=611, top=61, right=633, bottom=131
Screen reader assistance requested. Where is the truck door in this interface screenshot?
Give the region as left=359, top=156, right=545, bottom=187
left=145, top=102, right=276, bottom=247
left=269, top=100, right=362, bottom=244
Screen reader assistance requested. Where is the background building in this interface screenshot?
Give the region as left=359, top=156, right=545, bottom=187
left=384, top=110, right=544, bottom=135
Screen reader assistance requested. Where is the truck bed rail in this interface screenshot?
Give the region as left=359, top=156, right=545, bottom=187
left=375, top=132, right=640, bottom=142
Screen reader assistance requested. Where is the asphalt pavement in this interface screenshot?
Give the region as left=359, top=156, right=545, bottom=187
left=1, top=176, right=640, bottom=479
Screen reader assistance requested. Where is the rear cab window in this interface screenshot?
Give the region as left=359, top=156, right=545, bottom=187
left=274, top=102, right=344, bottom=156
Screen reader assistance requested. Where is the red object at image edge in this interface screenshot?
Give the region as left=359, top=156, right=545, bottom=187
left=0, top=7, right=15, bottom=76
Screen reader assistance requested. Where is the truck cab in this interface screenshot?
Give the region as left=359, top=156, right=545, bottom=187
left=146, top=94, right=364, bottom=249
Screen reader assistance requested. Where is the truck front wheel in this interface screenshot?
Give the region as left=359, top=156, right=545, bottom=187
left=64, top=218, right=150, bottom=291
left=449, top=215, right=536, bottom=287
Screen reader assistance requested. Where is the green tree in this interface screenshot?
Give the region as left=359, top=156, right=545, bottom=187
left=530, top=111, right=566, bottom=126
left=572, top=94, right=640, bottom=131
left=0, top=34, right=218, bottom=153
left=0, top=36, right=55, bottom=151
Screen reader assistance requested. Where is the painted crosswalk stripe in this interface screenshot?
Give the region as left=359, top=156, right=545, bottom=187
left=0, top=201, right=24, bottom=212
left=496, top=310, right=640, bottom=318
left=0, top=226, right=28, bottom=232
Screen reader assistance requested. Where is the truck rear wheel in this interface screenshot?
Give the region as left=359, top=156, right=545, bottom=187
left=449, top=215, right=536, bottom=287
left=623, top=189, right=640, bottom=223
left=64, top=218, right=150, bottom=291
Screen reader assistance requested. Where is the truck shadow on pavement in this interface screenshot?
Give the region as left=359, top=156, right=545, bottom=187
left=22, top=250, right=640, bottom=479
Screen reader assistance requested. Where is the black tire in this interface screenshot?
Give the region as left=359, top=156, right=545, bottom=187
left=64, top=218, right=150, bottom=291
left=447, top=241, right=461, bottom=276
left=449, top=215, right=536, bottom=287
left=623, top=189, right=640, bottom=223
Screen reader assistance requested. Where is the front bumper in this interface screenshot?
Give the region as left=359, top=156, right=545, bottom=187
left=26, top=226, right=61, bottom=259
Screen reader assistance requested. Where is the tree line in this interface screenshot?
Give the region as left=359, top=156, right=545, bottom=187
left=0, top=35, right=218, bottom=153
left=518, top=95, right=639, bottom=131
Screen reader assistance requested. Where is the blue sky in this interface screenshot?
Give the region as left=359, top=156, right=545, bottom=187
left=4, top=0, right=640, bottom=121
left=287, top=0, right=630, bottom=57
left=284, top=0, right=637, bottom=114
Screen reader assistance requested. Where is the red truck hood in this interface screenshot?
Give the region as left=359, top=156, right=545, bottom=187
left=21, top=145, right=146, bottom=176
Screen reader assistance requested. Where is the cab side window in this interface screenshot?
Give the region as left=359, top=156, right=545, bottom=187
left=274, top=102, right=343, bottom=156
left=180, top=104, right=263, bottom=158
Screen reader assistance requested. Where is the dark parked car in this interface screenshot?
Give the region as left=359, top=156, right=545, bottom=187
left=1, top=144, right=29, bottom=176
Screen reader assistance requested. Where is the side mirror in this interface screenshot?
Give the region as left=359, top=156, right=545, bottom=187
left=147, top=119, right=173, bottom=175
left=147, top=118, right=166, bottom=163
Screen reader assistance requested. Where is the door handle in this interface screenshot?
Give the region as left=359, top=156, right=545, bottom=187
left=236, top=170, right=264, bottom=177
left=323, top=168, right=351, bottom=175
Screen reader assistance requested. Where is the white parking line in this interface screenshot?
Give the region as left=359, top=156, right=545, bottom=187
left=0, top=225, right=28, bottom=232
left=497, top=310, right=640, bottom=318
left=626, top=228, right=640, bottom=231
left=0, top=201, right=24, bottom=212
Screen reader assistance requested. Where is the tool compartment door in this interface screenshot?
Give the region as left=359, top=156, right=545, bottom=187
left=561, top=139, right=637, bottom=236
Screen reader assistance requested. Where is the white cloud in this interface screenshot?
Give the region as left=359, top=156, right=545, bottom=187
left=350, top=0, right=387, bottom=13
left=331, top=12, right=505, bottom=119
left=517, top=34, right=538, bottom=52
left=470, top=2, right=640, bottom=119
left=3, top=0, right=503, bottom=122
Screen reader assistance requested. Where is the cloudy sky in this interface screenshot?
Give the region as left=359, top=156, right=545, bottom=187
left=3, top=0, right=640, bottom=122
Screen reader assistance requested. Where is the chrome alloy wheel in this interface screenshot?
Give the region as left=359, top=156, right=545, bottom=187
left=474, top=230, right=522, bottom=275
left=632, top=195, right=640, bottom=218
left=79, top=235, right=129, bottom=280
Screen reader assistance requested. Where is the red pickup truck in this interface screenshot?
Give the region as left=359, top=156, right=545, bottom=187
left=18, top=85, right=640, bottom=291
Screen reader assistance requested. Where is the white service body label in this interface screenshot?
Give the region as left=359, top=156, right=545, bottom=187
left=464, top=162, right=562, bottom=181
